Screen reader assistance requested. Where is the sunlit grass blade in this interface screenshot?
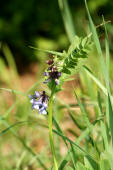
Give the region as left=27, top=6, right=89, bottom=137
left=80, top=68, right=98, bottom=117
left=2, top=44, right=19, bottom=77
left=83, top=66, right=107, bottom=94
left=0, top=121, right=28, bottom=136
left=81, top=69, right=95, bottom=100
left=97, top=92, right=109, bottom=150
left=53, top=117, right=77, bottom=169
left=0, top=87, right=26, bottom=96
left=73, top=89, right=91, bottom=128
left=84, top=156, right=99, bottom=170
left=15, top=151, right=26, bottom=170
left=48, top=83, right=58, bottom=170
left=106, top=150, right=113, bottom=170
left=58, top=0, right=76, bottom=42
left=76, top=162, right=87, bottom=170
left=69, top=113, right=86, bottom=130
left=58, top=127, right=91, bottom=169
left=65, top=165, right=73, bottom=170
left=53, top=117, right=63, bottom=134
left=0, top=58, right=12, bottom=86
left=2, top=44, right=20, bottom=89
left=108, top=94, right=113, bottom=149
left=102, top=16, right=110, bottom=79
left=83, top=66, right=113, bottom=103
left=75, top=116, right=102, bottom=145
left=53, top=117, right=68, bottom=146
left=29, top=46, right=63, bottom=57
left=76, top=127, right=91, bottom=145
left=84, top=0, right=110, bottom=94
left=70, top=143, right=76, bottom=169
left=99, top=159, right=111, bottom=170
left=53, top=129, right=98, bottom=165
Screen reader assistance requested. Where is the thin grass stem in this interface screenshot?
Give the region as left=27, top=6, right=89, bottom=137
left=48, top=82, right=58, bottom=170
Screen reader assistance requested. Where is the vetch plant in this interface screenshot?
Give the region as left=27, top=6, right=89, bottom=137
left=29, top=34, right=91, bottom=170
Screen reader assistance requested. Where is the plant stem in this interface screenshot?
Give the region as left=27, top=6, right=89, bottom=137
left=48, top=82, right=58, bottom=170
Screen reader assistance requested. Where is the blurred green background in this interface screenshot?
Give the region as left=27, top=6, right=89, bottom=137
left=0, top=0, right=113, bottom=67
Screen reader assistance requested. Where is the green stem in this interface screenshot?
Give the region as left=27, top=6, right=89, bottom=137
left=48, top=82, right=58, bottom=170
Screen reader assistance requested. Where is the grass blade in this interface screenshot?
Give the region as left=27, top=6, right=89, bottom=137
left=53, top=129, right=98, bottom=165
left=84, top=156, right=99, bottom=170
left=0, top=121, right=28, bottom=137
left=53, top=117, right=77, bottom=169
left=108, top=94, right=113, bottom=149
left=84, top=66, right=113, bottom=103
left=58, top=159, right=68, bottom=170
left=53, top=117, right=68, bottom=147
left=84, top=0, right=110, bottom=94
left=97, top=92, right=109, bottom=150
left=29, top=46, right=63, bottom=57
left=0, top=88, right=26, bottom=96
left=2, top=44, right=20, bottom=89
left=102, top=16, right=110, bottom=79
left=73, top=89, right=91, bottom=128
left=69, top=113, right=86, bottom=130
left=70, top=143, right=76, bottom=169
left=58, top=0, right=76, bottom=42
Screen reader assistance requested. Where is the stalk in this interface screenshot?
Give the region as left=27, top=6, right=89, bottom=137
left=48, top=82, right=58, bottom=170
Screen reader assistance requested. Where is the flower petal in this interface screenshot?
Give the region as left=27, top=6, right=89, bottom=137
left=32, top=104, right=39, bottom=110
left=55, top=79, right=59, bottom=85
left=34, top=91, right=40, bottom=98
left=39, top=109, right=47, bottom=115
left=30, top=98, right=35, bottom=104
left=43, top=102, right=47, bottom=108
left=58, top=72, right=61, bottom=77
left=43, top=72, right=48, bottom=76
left=28, top=95, right=33, bottom=99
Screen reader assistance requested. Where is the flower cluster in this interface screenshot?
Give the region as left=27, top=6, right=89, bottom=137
left=29, top=58, right=62, bottom=115
left=43, top=59, right=61, bottom=85
left=29, top=91, right=48, bottom=115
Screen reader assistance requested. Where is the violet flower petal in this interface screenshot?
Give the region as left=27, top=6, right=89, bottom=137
left=55, top=79, right=59, bottom=85
left=34, top=91, right=40, bottom=98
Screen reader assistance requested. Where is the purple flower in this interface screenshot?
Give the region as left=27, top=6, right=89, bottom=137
left=43, top=59, right=61, bottom=85
left=29, top=91, right=48, bottom=115
left=55, top=79, right=59, bottom=85
left=58, top=72, right=61, bottom=77
left=43, top=72, right=48, bottom=76
left=34, top=91, right=40, bottom=98
left=46, top=60, right=54, bottom=65
left=29, top=91, right=40, bottom=99
left=39, top=105, right=47, bottom=114
left=43, top=69, right=61, bottom=85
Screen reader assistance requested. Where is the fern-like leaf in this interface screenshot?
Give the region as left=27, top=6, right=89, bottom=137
left=61, top=36, right=91, bottom=75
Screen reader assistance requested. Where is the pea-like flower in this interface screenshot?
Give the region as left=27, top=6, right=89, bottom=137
left=29, top=91, right=48, bottom=115
left=43, top=59, right=61, bottom=85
